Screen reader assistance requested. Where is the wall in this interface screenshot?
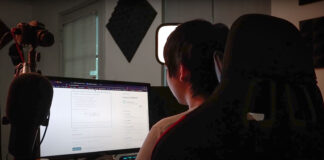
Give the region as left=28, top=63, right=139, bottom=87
left=271, top=0, right=324, bottom=28
left=271, top=0, right=324, bottom=97
left=163, top=0, right=271, bottom=26
left=164, top=0, right=213, bottom=23
left=103, top=0, right=162, bottom=86
left=213, top=0, right=271, bottom=27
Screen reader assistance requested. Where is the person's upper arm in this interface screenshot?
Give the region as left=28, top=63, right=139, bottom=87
left=136, top=124, right=162, bottom=160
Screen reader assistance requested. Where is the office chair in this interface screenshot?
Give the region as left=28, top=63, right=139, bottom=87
left=151, top=14, right=324, bottom=160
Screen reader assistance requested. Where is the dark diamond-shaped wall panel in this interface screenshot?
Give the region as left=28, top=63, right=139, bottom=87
left=107, top=0, right=157, bottom=62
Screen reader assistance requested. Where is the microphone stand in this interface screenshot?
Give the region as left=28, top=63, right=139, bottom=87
left=17, top=45, right=40, bottom=75
left=28, top=46, right=37, bottom=73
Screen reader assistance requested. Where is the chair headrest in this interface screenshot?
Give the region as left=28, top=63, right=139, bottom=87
left=222, top=14, right=316, bottom=84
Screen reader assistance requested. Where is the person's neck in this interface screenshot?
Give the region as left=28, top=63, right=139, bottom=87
left=185, top=94, right=206, bottom=110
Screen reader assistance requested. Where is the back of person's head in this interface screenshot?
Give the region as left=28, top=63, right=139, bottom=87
left=164, top=19, right=227, bottom=98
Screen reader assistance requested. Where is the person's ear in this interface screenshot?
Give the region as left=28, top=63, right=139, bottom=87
left=179, top=64, right=190, bottom=82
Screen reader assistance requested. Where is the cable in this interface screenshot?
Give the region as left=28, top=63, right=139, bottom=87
left=32, top=113, right=50, bottom=158
left=40, top=113, right=50, bottom=145
left=10, top=28, right=25, bottom=63
left=40, top=122, right=49, bottom=145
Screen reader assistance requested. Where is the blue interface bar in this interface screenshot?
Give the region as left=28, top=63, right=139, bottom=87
left=50, top=80, right=148, bottom=92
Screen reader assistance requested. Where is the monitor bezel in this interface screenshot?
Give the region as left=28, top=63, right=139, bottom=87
left=38, top=76, right=151, bottom=159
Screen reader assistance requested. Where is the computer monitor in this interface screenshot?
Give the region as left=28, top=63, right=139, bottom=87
left=39, top=77, right=150, bottom=159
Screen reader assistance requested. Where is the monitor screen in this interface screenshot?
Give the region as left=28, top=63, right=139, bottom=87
left=40, top=77, right=150, bottom=158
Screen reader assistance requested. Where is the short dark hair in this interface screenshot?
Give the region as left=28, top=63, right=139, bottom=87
left=164, top=19, right=227, bottom=98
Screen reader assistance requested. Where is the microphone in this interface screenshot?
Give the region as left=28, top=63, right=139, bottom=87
left=5, top=73, right=53, bottom=160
